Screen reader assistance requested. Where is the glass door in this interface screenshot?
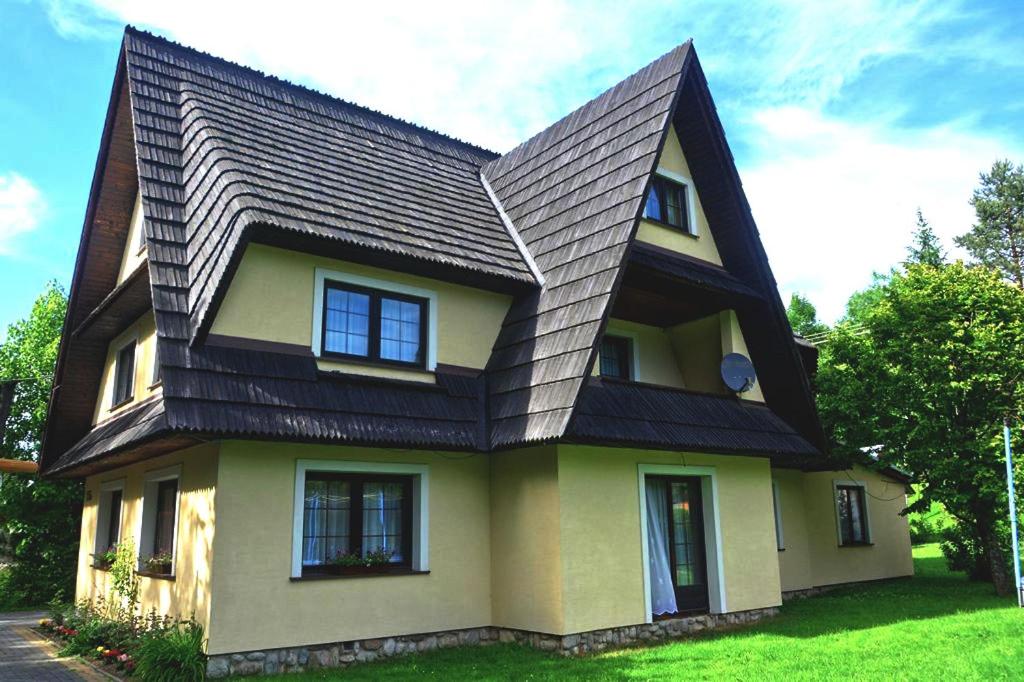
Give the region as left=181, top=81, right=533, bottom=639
left=646, top=475, right=709, bottom=617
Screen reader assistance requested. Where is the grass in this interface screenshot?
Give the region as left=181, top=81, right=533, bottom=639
left=248, top=545, right=1023, bottom=680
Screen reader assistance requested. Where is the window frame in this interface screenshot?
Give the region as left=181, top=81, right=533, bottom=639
left=643, top=170, right=698, bottom=236
left=300, top=472, right=414, bottom=576
left=93, top=479, right=126, bottom=567
left=139, top=465, right=181, bottom=577
left=771, top=480, right=785, bottom=551
left=599, top=334, right=634, bottom=381
left=111, top=339, right=137, bottom=408
left=319, top=281, right=429, bottom=369
left=833, top=479, right=872, bottom=547
left=311, top=268, right=439, bottom=372
left=291, top=460, right=429, bottom=579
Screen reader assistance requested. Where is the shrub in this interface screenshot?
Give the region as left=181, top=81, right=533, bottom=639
left=133, top=620, right=207, bottom=682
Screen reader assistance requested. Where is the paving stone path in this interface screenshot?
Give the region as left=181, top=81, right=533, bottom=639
left=0, top=611, right=108, bottom=681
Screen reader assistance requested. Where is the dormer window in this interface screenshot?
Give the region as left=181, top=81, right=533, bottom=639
left=112, top=340, right=136, bottom=407
left=644, top=174, right=694, bottom=234
left=599, top=335, right=633, bottom=380
left=321, top=282, right=428, bottom=368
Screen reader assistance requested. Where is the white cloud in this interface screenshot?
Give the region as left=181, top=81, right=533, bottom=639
left=742, top=106, right=1021, bottom=322
left=0, top=173, right=47, bottom=254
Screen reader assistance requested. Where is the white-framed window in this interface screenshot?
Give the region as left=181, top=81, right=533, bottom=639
left=643, top=168, right=698, bottom=236
left=311, top=268, right=439, bottom=371
left=111, top=339, right=137, bottom=408
left=139, top=465, right=181, bottom=576
left=771, top=480, right=784, bottom=551
left=93, top=479, right=126, bottom=565
left=833, top=479, right=872, bottom=546
left=291, top=460, right=429, bottom=578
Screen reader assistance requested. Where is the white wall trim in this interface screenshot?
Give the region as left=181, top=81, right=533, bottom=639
left=637, top=463, right=726, bottom=621
left=311, top=267, right=439, bottom=371
left=832, top=478, right=872, bottom=545
left=653, top=167, right=699, bottom=237
left=479, top=172, right=546, bottom=286
left=138, top=464, right=182, bottom=574
left=291, top=459, right=430, bottom=578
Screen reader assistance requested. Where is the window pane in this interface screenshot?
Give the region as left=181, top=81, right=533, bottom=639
left=153, top=479, right=177, bottom=557
left=114, top=342, right=135, bottom=404
left=380, top=298, right=421, bottom=364
left=644, top=182, right=662, bottom=221
left=849, top=488, right=865, bottom=542
left=362, top=482, right=404, bottom=563
left=324, top=288, right=370, bottom=357
left=303, top=477, right=351, bottom=565
left=599, top=336, right=630, bottom=380
left=107, top=490, right=122, bottom=548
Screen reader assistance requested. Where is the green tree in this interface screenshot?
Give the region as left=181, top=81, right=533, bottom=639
left=786, top=293, right=827, bottom=337
left=955, top=159, right=1024, bottom=287
left=817, top=264, right=1024, bottom=595
left=0, top=282, right=82, bottom=607
left=905, top=209, right=946, bottom=267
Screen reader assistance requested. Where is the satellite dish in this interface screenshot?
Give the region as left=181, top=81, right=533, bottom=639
left=721, top=353, right=757, bottom=393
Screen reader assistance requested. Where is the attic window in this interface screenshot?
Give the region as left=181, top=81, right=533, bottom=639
left=599, top=335, right=633, bottom=380
left=321, top=281, right=428, bottom=368
left=112, top=340, right=136, bottom=407
left=644, top=175, right=693, bottom=234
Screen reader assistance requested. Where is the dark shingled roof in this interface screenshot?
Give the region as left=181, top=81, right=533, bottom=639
left=42, top=28, right=826, bottom=476
left=568, top=380, right=819, bottom=458
left=482, top=43, right=692, bottom=447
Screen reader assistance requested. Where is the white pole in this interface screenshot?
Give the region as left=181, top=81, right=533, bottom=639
left=1004, top=420, right=1022, bottom=607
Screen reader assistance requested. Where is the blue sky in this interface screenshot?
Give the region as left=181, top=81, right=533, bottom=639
left=1, top=0, right=1022, bottom=335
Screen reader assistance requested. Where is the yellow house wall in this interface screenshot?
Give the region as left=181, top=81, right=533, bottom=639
left=206, top=441, right=492, bottom=655
left=92, top=310, right=160, bottom=425
left=594, top=319, right=686, bottom=388
left=719, top=310, right=765, bottom=402
left=116, top=192, right=146, bottom=284
left=636, top=127, right=723, bottom=265
left=772, top=469, right=814, bottom=592
left=774, top=464, right=914, bottom=592
left=209, top=244, right=512, bottom=378
left=490, top=446, right=564, bottom=634
left=76, top=443, right=219, bottom=636
left=667, top=314, right=725, bottom=394
left=555, top=446, right=781, bottom=634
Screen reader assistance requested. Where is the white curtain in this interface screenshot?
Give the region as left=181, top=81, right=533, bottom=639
left=362, top=483, right=404, bottom=562
left=646, top=479, right=678, bottom=616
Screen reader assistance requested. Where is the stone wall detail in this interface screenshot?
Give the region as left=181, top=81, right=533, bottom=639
left=206, top=607, right=779, bottom=677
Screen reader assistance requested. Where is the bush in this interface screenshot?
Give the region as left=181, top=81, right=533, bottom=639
left=133, top=621, right=207, bottom=682
left=940, top=521, right=1012, bottom=583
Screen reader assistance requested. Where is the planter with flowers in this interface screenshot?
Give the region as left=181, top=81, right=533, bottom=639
left=92, top=545, right=118, bottom=570
left=324, top=547, right=396, bottom=575
left=143, top=551, right=174, bottom=576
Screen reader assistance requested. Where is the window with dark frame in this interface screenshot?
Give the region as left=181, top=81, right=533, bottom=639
left=301, top=472, right=413, bottom=575
left=836, top=484, right=869, bottom=545
left=152, top=479, right=178, bottom=559
left=112, top=341, right=136, bottom=406
left=599, top=335, right=632, bottom=380
left=106, top=489, right=123, bottom=550
left=321, top=282, right=427, bottom=368
left=643, top=175, right=691, bottom=233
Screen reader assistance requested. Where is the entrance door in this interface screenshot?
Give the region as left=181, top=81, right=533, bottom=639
left=645, top=476, right=710, bottom=616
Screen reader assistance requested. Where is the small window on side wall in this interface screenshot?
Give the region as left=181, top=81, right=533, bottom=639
left=112, top=340, right=136, bottom=407
left=140, top=468, right=179, bottom=576
left=93, top=482, right=124, bottom=569
left=322, top=282, right=427, bottom=368
left=835, top=483, right=871, bottom=546
left=599, top=335, right=633, bottom=381
left=643, top=175, right=692, bottom=234
left=771, top=481, right=784, bottom=551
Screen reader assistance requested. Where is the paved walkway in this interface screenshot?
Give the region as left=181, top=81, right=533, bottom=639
left=0, top=611, right=109, bottom=681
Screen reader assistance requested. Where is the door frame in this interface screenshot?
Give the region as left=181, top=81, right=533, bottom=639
left=638, top=464, right=726, bottom=622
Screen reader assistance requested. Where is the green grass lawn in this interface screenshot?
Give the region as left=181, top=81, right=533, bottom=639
left=251, top=545, right=1023, bottom=681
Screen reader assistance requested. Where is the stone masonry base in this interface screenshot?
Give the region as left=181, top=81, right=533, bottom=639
left=206, top=606, right=779, bottom=677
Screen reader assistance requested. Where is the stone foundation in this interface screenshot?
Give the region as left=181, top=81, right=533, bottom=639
left=206, top=607, right=779, bottom=677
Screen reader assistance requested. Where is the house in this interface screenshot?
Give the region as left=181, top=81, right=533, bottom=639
left=42, top=27, right=913, bottom=676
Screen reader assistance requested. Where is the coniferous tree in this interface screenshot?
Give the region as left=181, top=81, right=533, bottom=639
left=955, top=159, right=1024, bottom=286
left=905, top=209, right=946, bottom=267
